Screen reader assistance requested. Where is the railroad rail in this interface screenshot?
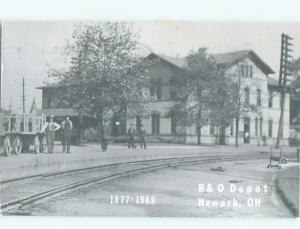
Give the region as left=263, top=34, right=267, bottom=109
left=1, top=153, right=267, bottom=214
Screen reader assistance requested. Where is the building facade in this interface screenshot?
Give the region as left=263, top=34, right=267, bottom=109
left=38, top=50, right=290, bottom=146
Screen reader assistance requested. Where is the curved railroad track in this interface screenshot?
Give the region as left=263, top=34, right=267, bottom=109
left=1, top=153, right=267, bottom=214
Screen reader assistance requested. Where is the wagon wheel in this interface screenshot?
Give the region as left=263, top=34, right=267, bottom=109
left=12, top=136, right=23, bottom=155
left=3, top=135, right=12, bottom=156
left=34, top=135, right=40, bottom=154
left=281, top=158, right=287, bottom=164
left=40, top=135, right=48, bottom=153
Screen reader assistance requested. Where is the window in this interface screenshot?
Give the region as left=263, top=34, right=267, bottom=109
left=240, top=64, right=245, bottom=77
left=249, top=65, right=253, bottom=77
left=245, top=65, right=249, bottom=78
left=47, top=98, right=52, bottom=108
left=150, top=79, right=162, bottom=101
left=244, top=87, right=250, bottom=106
left=230, top=121, right=234, bottom=136
left=210, top=123, right=215, bottom=135
left=240, top=64, right=253, bottom=77
left=259, top=118, right=263, bottom=136
left=268, top=90, right=273, bottom=108
left=170, top=86, right=178, bottom=100
left=170, top=114, right=177, bottom=134
left=268, top=120, right=273, bottom=137
left=151, top=113, right=160, bottom=134
left=156, top=83, right=162, bottom=101
left=255, top=118, right=258, bottom=136
left=257, top=89, right=261, bottom=106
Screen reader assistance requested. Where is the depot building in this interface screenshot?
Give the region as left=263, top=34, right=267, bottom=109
left=37, top=49, right=290, bottom=146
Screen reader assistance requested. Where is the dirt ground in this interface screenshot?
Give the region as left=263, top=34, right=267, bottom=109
left=11, top=159, right=295, bottom=217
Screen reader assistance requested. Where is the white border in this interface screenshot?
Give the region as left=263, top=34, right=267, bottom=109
left=0, top=0, right=299, bottom=229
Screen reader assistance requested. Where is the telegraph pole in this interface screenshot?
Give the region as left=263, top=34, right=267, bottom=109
left=9, top=98, right=12, bottom=113
left=275, top=33, right=293, bottom=148
left=22, top=77, right=26, bottom=113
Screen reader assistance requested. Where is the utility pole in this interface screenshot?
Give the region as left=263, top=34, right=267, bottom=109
left=275, top=33, right=293, bottom=148
left=9, top=98, right=12, bottom=113
left=22, top=77, right=26, bottom=113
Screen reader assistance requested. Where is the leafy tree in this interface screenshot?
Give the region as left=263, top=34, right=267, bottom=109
left=49, top=22, right=152, bottom=135
left=172, top=48, right=235, bottom=145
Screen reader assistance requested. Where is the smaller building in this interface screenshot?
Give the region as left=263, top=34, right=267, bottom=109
left=36, top=84, right=96, bottom=143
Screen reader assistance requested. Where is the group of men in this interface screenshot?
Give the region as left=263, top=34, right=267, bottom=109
left=42, top=115, right=73, bottom=154
left=43, top=115, right=147, bottom=153
left=127, top=123, right=147, bottom=149
left=99, top=123, right=147, bottom=151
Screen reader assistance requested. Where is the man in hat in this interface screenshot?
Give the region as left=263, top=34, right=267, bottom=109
left=61, top=116, right=73, bottom=153
left=42, top=116, right=60, bottom=153
left=127, top=123, right=136, bottom=149
left=100, top=121, right=110, bottom=152
left=139, top=124, right=147, bottom=149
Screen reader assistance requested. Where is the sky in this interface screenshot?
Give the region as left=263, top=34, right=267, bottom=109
left=2, top=21, right=300, bottom=112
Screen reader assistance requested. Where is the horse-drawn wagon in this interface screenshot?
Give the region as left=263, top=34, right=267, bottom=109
left=0, top=112, right=48, bottom=156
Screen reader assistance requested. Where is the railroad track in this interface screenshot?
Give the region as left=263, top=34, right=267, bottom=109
left=1, top=153, right=266, bottom=214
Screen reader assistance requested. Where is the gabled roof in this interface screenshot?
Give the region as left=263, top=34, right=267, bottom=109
left=213, top=50, right=275, bottom=75
left=213, top=50, right=251, bottom=66
left=151, top=49, right=275, bottom=75
left=38, top=49, right=275, bottom=89
left=41, top=108, right=79, bottom=117
left=29, top=99, right=38, bottom=113
left=37, top=83, right=69, bottom=89
left=150, top=53, right=186, bottom=68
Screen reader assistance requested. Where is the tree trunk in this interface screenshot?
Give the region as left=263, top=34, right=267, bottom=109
left=275, top=90, right=285, bottom=148
left=197, top=107, right=202, bottom=145
left=197, top=126, right=201, bottom=145
left=96, top=111, right=104, bottom=139
left=235, top=116, right=239, bottom=148
left=79, top=111, right=83, bottom=144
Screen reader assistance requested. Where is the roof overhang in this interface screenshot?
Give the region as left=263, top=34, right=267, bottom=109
left=40, top=108, right=79, bottom=117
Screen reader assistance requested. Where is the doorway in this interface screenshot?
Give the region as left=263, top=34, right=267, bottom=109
left=244, top=118, right=250, bottom=143
left=219, top=126, right=226, bottom=145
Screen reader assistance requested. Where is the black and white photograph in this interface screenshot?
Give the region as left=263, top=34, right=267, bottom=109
left=0, top=20, right=299, bottom=218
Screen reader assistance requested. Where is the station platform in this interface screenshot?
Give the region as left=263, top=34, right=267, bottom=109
left=0, top=143, right=298, bottom=182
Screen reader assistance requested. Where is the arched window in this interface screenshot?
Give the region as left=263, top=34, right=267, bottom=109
left=255, top=117, right=258, bottom=136
left=244, top=87, right=250, bottom=106
left=256, top=89, right=261, bottom=106
left=268, top=120, right=273, bottom=137
left=268, top=90, right=273, bottom=108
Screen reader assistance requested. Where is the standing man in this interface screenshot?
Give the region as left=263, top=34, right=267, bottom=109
left=61, top=116, right=73, bottom=153
left=100, top=121, right=110, bottom=152
left=43, top=116, right=60, bottom=154
left=127, top=123, right=136, bottom=149
left=139, top=124, right=147, bottom=149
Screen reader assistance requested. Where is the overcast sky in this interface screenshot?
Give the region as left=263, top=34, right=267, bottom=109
left=2, top=21, right=300, bottom=112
